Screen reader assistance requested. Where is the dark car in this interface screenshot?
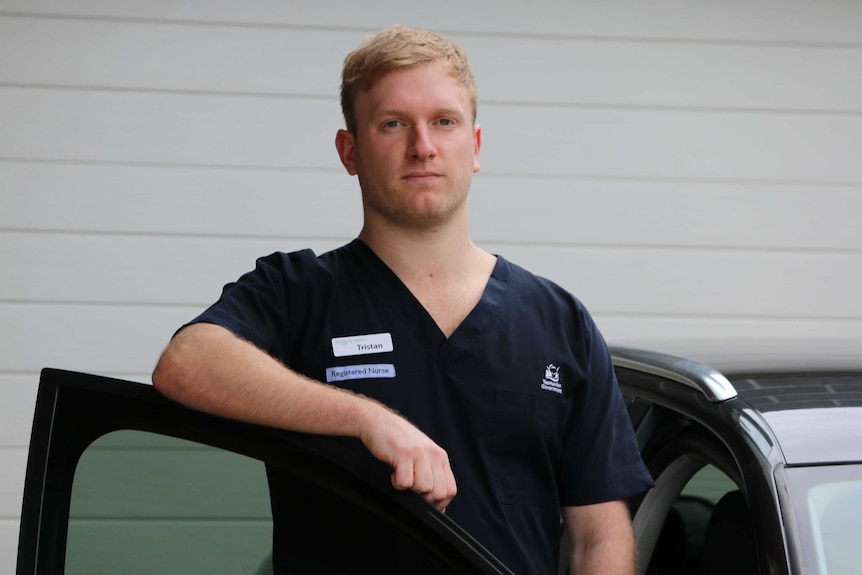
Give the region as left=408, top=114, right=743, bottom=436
left=17, top=345, right=862, bottom=574
left=613, top=343, right=862, bottom=575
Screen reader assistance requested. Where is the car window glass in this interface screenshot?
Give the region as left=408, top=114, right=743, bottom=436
left=65, top=430, right=273, bottom=575
left=785, top=465, right=862, bottom=575
left=63, top=429, right=481, bottom=575
left=681, top=464, right=736, bottom=503
left=647, top=464, right=756, bottom=575
left=809, top=480, right=861, bottom=574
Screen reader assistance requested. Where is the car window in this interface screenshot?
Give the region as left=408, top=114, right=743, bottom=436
left=20, top=372, right=514, bottom=575
left=65, top=430, right=273, bottom=575
left=784, top=464, right=862, bottom=575
left=62, top=428, right=484, bottom=575
left=644, top=462, right=757, bottom=575
left=681, top=464, right=736, bottom=504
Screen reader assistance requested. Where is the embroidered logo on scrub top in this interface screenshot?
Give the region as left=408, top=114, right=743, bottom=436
left=331, top=333, right=393, bottom=357
left=541, top=364, right=563, bottom=394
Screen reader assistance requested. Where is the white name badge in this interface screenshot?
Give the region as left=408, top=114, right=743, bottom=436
left=331, top=332, right=394, bottom=357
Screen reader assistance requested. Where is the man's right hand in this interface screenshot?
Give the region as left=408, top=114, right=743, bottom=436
left=359, top=406, right=457, bottom=512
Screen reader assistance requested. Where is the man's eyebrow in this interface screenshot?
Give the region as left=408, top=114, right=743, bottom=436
left=372, top=107, right=466, bottom=119
left=372, top=108, right=405, bottom=119
left=434, top=107, right=465, bottom=118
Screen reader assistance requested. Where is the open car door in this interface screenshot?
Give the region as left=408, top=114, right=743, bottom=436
left=17, top=369, right=514, bottom=575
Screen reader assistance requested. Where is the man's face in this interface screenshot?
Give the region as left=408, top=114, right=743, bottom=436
left=336, top=62, right=481, bottom=231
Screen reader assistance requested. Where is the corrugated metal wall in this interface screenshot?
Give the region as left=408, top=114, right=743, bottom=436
left=2, top=1, right=861, bottom=567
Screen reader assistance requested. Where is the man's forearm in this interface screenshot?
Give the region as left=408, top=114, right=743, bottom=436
left=152, top=322, right=457, bottom=509
left=564, top=501, right=636, bottom=575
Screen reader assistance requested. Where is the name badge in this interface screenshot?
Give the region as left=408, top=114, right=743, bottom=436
left=326, top=364, right=396, bottom=383
left=331, top=332, right=393, bottom=357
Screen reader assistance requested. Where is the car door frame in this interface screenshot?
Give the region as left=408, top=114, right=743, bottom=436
left=615, top=364, right=791, bottom=575
left=17, top=368, right=515, bottom=575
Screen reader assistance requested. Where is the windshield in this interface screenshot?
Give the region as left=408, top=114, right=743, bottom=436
left=784, top=465, right=862, bottom=575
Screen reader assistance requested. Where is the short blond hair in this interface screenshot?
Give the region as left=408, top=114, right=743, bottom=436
left=340, top=25, right=478, bottom=133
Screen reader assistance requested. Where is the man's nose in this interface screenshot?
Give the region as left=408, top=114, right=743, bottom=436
left=409, top=125, right=437, bottom=159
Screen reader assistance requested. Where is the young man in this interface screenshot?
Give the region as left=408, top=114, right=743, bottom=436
left=153, top=25, right=652, bottom=574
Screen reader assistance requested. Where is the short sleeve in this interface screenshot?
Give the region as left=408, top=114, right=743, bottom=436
left=556, top=309, right=653, bottom=506
left=183, top=250, right=318, bottom=361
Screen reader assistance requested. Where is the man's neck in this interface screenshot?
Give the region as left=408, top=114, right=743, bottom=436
left=358, top=219, right=489, bottom=285
left=358, top=219, right=497, bottom=337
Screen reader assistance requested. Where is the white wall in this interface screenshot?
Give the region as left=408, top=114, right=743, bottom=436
left=2, top=1, right=861, bottom=568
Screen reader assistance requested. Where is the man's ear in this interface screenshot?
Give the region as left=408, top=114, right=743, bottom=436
left=335, top=129, right=357, bottom=175
left=473, top=124, right=482, bottom=173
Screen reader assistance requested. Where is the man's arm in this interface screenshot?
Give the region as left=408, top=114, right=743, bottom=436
left=152, top=322, right=457, bottom=510
left=563, top=500, right=636, bottom=575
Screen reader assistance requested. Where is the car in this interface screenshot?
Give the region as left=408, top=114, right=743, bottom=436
left=613, top=343, right=862, bottom=575
left=17, top=344, right=862, bottom=574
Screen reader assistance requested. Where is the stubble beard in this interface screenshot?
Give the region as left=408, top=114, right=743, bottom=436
left=360, top=177, right=471, bottom=233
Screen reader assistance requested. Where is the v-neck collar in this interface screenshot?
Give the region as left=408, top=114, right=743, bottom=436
left=348, top=239, right=513, bottom=362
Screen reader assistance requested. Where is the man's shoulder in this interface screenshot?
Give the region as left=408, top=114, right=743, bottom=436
left=255, top=240, right=362, bottom=277
left=497, top=255, right=582, bottom=305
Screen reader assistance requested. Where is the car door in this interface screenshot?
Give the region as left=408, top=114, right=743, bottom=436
left=615, top=363, right=783, bottom=575
left=17, top=369, right=514, bottom=575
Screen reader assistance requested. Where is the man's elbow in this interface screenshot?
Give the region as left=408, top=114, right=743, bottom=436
left=152, top=334, right=195, bottom=400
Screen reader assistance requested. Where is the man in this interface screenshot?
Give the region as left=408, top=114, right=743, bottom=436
left=153, top=25, right=652, bottom=574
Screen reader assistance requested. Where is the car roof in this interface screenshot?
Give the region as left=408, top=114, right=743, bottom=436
left=733, top=373, right=862, bottom=465
left=611, top=344, right=862, bottom=466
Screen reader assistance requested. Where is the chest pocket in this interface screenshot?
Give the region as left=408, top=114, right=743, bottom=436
left=490, top=389, right=569, bottom=508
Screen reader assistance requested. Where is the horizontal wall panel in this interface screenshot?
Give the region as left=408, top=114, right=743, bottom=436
left=3, top=1, right=862, bottom=44
left=0, top=448, right=26, bottom=518
left=3, top=306, right=862, bottom=376
left=0, top=232, right=344, bottom=305
left=4, top=16, right=862, bottom=112
left=499, top=245, right=862, bottom=320
left=0, top=88, right=343, bottom=170
left=4, top=88, right=862, bottom=183
left=610, top=338, right=862, bottom=375
left=470, top=179, right=862, bottom=251
left=0, top=163, right=363, bottom=238
left=4, top=233, right=861, bottom=318
left=0, top=376, right=38, bottom=447
left=0, top=304, right=197, bottom=374
left=596, top=315, right=862, bottom=351
left=5, top=162, right=862, bottom=251
left=0, top=521, right=17, bottom=575
left=466, top=38, right=862, bottom=112
left=4, top=163, right=862, bottom=250
left=478, top=105, right=862, bottom=183
left=0, top=16, right=354, bottom=98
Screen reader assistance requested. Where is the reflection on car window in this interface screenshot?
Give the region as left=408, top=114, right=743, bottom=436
left=64, top=430, right=479, bottom=575
left=647, top=464, right=757, bottom=575
left=65, top=430, right=273, bottom=574
left=787, top=465, right=862, bottom=575
left=681, top=465, right=736, bottom=504
left=809, top=481, right=862, bottom=574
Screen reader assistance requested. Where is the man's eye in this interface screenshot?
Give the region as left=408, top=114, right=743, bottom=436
left=383, top=120, right=400, bottom=129
left=438, top=118, right=454, bottom=126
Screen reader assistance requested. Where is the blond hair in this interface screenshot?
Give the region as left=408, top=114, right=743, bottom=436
left=340, top=25, right=478, bottom=133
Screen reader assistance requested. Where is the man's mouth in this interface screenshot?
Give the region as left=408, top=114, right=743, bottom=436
left=403, top=171, right=440, bottom=182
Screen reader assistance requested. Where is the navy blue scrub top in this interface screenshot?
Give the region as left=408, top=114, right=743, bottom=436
left=188, top=239, right=653, bottom=574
